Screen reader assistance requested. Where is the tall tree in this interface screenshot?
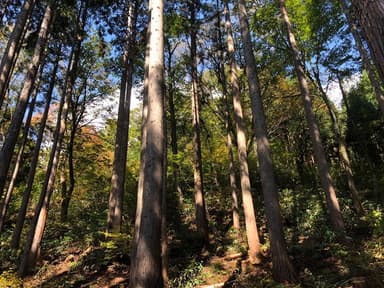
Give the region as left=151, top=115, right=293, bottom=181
left=279, top=0, right=345, bottom=233
left=340, top=0, right=384, bottom=114
left=0, top=2, right=53, bottom=200
left=161, top=103, right=169, bottom=288
left=165, top=38, right=184, bottom=206
left=0, top=0, right=36, bottom=109
left=309, top=68, right=364, bottom=215
left=225, top=0, right=260, bottom=257
left=237, top=0, right=297, bottom=282
left=129, top=0, right=165, bottom=286
left=188, top=0, right=209, bottom=246
left=0, top=62, right=43, bottom=233
left=11, top=53, right=60, bottom=249
left=219, top=3, right=240, bottom=231
left=18, top=3, right=86, bottom=275
left=60, top=78, right=86, bottom=222
left=351, top=0, right=384, bottom=85
left=107, top=0, right=138, bottom=233
left=61, top=27, right=114, bottom=222
left=11, top=55, right=59, bottom=249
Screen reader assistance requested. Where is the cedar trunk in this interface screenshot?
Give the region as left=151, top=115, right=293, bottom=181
left=107, top=0, right=138, bottom=233
left=166, top=41, right=183, bottom=206
left=0, top=75, right=40, bottom=232
left=280, top=0, right=345, bottom=233
left=312, top=71, right=364, bottom=215
left=18, top=80, right=66, bottom=276
left=11, top=58, right=58, bottom=249
left=189, top=0, right=209, bottom=245
left=0, top=0, right=35, bottom=109
left=237, top=0, right=297, bottom=282
left=161, top=100, right=169, bottom=287
left=18, top=8, right=84, bottom=274
left=129, top=0, right=165, bottom=286
left=351, top=0, right=384, bottom=86
left=340, top=0, right=384, bottom=114
left=60, top=123, right=75, bottom=222
left=0, top=3, right=52, bottom=200
left=227, top=0, right=260, bottom=260
left=219, top=1, right=240, bottom=232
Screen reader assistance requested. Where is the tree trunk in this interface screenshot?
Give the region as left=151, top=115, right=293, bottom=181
left=60, top=139, right=72, bottom=222
left=351, top=0, right=384, bottom=86
left=0, top=17, right=27, bottom=115
left=226, top=0, right=261, bottom=256
left=107, top=0, right=138, bottom=233
left=161, top=99, right=169, bottom=288
left=227, top=124, right=240, bottom=231
left=129, top=0, right=165, bottom=286
left=18, top=6, right=84, bottom=274
left=0, top=0, right=36, bottom=109
left=336, top=73, right=350, bottom=113
left=0, top=67, right=41, bottom=233
left=18, top=76, right=66, bottom=276
left=237, top=0, right=297, bottom=282
left=0, top=3, right=52, bottom=200
left=189, top=0, right=209, bottom=246
left=311, top=70, right=364, bottom=215
left=166, top=40, right=183, bottom=206
left=217, top=1, right=240, bottom=233
left=60, top=154, right=68, bottom=217
left=61, top=73, right=88, bottom=222
left=340, top=0, right=384, bottom=115
left=11, top=57, right=59, bottom=249
left=280, top=0, right=345, bottom=234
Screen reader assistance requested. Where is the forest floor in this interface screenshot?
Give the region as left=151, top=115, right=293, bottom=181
left=0, top=199, right=383, bottom=287
left=12, top=225, right=383, bottom=287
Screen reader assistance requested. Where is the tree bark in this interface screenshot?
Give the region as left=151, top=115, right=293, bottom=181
left=166, top=39, right=184, bottom=206
left=336, top=73, right=350, bottom=113
left=0, top=16, right=28, bottom=114
left=18, top=5, right=84, bottom=275
left=189, top=0, right=209, bottom=246
left=60, top=75, right=87, bottom=222
left=0, top=0, right=36, bottom=109
left=280, top=0, right=345, bottom=234
left=226, top=0, right=261, bottom=256
left=11, top=57, right=59, bottom=249
left=219, top=0, right=240, bottom=232
left=351, top=0, right=384, bottom=87
left=60, top=126, right=74, bottom=222
left=340, top=0, right=384, bottom=115
left=107, top=0, right=138, bottom=233
left=0, top=2, right=52, bottom=200
left=18, top=73, right=66, bottom=277
left=130, top=3, right=151, bottom=281
left=237, top=0, right=297, bottom=282
left=129, top=0, right=165, bottom=286
left=0, top=66, right=41, bottom=233
left=311, top=69, right=364, bottom=215
left=161, top=97, right=169, bottom=287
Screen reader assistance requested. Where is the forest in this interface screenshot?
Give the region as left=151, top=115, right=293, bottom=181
left=0, top=0, right=383, bottom=287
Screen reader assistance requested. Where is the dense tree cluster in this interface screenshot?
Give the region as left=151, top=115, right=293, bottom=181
left=0, top=0, right=383, bottom=287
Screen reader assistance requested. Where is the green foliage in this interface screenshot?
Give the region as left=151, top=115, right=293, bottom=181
left=169, top=259, right=204, bottom=288
left=365, top=205, right=384, bottom=236
left=279, top=187, right=333, bottom=240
